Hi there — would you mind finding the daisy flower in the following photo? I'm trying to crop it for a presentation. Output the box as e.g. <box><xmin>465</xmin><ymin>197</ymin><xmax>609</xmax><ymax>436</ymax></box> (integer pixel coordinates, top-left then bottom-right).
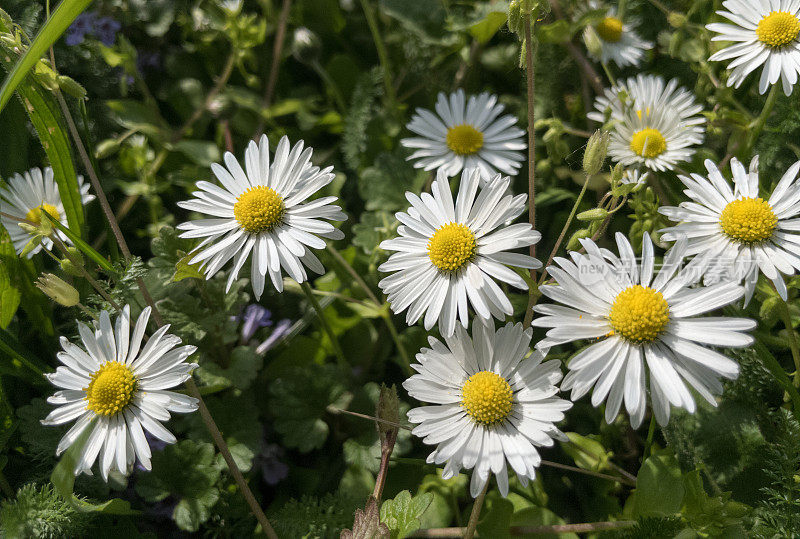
<box><xmin>660</xmin><ymin>156</ymin><xmax>800</xmax><ymax>303</ymax></box>
<box><xmin>177</xmin><ymin>135</ymin><xmax>346</xmax><ymax>299</ymax></box>
<box><xmin>0</xmin><ymin>166</ymin><xmax>94</xmax><ymax>257</ymax></box>
<box><xmin>532</xmin><ymin>233</ymin><xmax>755</xmax><ymax>427</ymax></box>
<box><xmin>583</xmin><ymin>2</ymin><xmax>653</xmax><ymax>68</ymax></box>
<box><xmin>42</xmin><ymin>306</ymin><xmax>199</xmax><ymax>479</ymax></box>
<box><xmin>378</xmin><ymin>169</ymin><xmax>541</xmax><ymax>337</ymax></box>
<box><xmin>587</xmin><ymin>74</ymin><xmax>705</xmax><ymax>172</ymax></box>
<box><xmin>707</xmin><ymin>1</ymin><xmax>800</xmax><ymax>95</ymax></box>
<box><xmin>400</xmin><ymin>89</ymin><xmax>526</xmax><ymax>183</ymax></box>
<box><xmin>621</xmin><ymin>169</ymin><xmax>649</xmax><ymax>187</ymax></box>
<box><xmin>404</xmin><ymin>318</ymin><xmax>571</xmax><ymax>497</ymax></box>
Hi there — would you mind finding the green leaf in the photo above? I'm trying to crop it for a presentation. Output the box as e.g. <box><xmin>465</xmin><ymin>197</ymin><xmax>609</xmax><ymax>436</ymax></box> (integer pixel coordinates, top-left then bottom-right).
<box><xmin>563</xmin><ymin>432</ymin><xmax>613</xmax><ymax>471</ymax></box>
<box><xmin>681</xmin><ymin>470</ymin><xmax>750</xmax><ymax>535</ymax></box>
<box><xmin>633</xmin><ymin>452</ymin><xmax>685</xmax><ymax>517</ymax></box>
<box><xmin>475</xmin><ymin>491</ymin><xmax>514</xmax><ymax>539</ymax></box>
<box><xmin>105</xmin><ymin>99</ymin><xmax>165</xmax><ymax>139</ymax></box>
<box><xmin>379</xmin><ymin>490</ymin><xmax>434</xmax><ymax>539</ymax></box>
<box><xmin>470</xmin><ymin>10</ymin><xmax>508</xmax><ymax>44</ymax></box>
<box><xmin>536</xmin><ymin>20</ymin><xmax>571</xmax><ymax>43</ymax></box>
<box><xmin>172</xmin><ymin>253</ymin><xmax>205</xmax><ymax>282</ymax></box>
<box><xmin>0</xmin><ymin>0</ymin><xmax>95</xmax><ymax>113</ymax></box>
<box><xmin>0</xmin><ymin>227</ymin><xmax>20</xmax><ymax>328</ymax></box>
<box><xmin>358</xmin><ymin>152</ymin><xmax>427</xmax><ymax>212</ymax></box>
<box><xmin>171</xmin><ymin>140</ymin><xmax>221</xmax><ymax>166</ymax></box>
<box><xmin>42</xmin><ymin>211</ymin><xmax>117</xmax><ymax>275</ymax></box>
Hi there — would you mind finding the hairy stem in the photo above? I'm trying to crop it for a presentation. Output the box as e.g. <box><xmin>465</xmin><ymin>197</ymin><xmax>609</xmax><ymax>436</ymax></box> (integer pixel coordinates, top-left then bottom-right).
<box><xmin>255</xmin><ymin>0</ymin><xmax>292</xmax><ymax>136</ymax></box>
<box><xmin>463</xmin><ymin>480</ymin><xmax>489</xmax><ymax>539</ymax></box>
<box><xmin>524</xmin><ymin>15</ymin><xmax>537</xmax><ymax>270</ymax></box>
<box><xmin>746</xmin><ymin>84</ymin><xmax>780</xmax><ymax>157</ymax></box>
<box><xmin>359</xmin><ymin>0</ymin><xmax>397</xmax><ymax>106</ymax></box>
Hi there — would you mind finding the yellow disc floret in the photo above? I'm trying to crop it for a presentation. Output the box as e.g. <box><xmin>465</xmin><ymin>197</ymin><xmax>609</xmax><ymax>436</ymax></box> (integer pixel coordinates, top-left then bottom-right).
<box><xmin>25</xmin><ymin>203</ymin><xmax>60</xmax><ymax>227</ymax></box>
<box><xmin>85</xmin><ymin>361</ymin><xmax>137</xmax><ymax>416</ymax></box>
<box><xmin>446</xmin><ymin>124</ymin><xmax>484</xmax><ymax>156</ymax></box>
<box><xmin>461</xmin><ymin>371</ymin><xmax>514</xmax><ymax>426</ymax></box>
<box><xmin>233</xmin><ymin>186</ymin><xmax>286</xmax><ymax>234</ymax></box>
<box><xmin>630</xmin><ymin>128</ymin><xmax>667</xmax><ymax>159</ymax></box>
<box><xmin>609</xmin><ymin>285</ymin><xmax>670</xmax><ymax>344</ymax></box>
<box><xmin>757</xmin><ymin>11</ymin><xmax>800</xmax><ymax>48</ymax></box>
<box><xmin>596</xmin><ymin>16</ymin><xmax>624</xmax><ymax>43</ymax></box>
<box><xmin>427</xmin><ymin>223</ymin><xmax>477</xmax><ymax>273</ymax></box>
<box><xmin>719</xmin><ymin>197</ymin><xmax>777</xmax><ymax>244</ymax></box>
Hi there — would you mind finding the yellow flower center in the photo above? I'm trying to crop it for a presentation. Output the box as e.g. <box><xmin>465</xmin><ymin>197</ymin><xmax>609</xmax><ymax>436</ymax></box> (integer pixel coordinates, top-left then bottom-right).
<box><xmin>25</xmin><ymin>203</ymin><xmax>60</xmax><ymax>227</ymax></box>
<box><xmin>719</xmin><ymin>197</ymin><xmax>777</xmax><ymax>244</ymax></box>
<box><xmin>446</xmin><ymin>124</ymin><xmax>484</xmax><ymax>156</ymax></box>
<box><xmin>609</xmin><ymin>285</ymin><xmax>670</xmax><ymax>344</ymax></box>
<box><xmin>461</xmin><ymin>371</ymin><xmax>514</xmax><ymax>426</ymax></box>
<box><xmin>233</xmin><ymin>186</ymin><xmax>286</xmax><ymax>234</ymax></box>
<box><xmin>630</xmin><ymin>128</ymin><xmax>667</xmax><ymax>159</ymax></box>
<box><xmin>427</xmin><ymin>223</ymin><xmax>477</xmax><ymax>273</ymax></box>
<box><xmin>596</xmin><ymin>16</ymin><xmax>624</xmax><ymax>43</ymax></box>
<box><xmin>84</xmin><ymin>362</ymin><xmax>137</xmax><ymax>416</ymax></box>
<box><xmin>756</xmin><ymin>11</ymin><xmax>800</xmax><ymax>48</ymax></box>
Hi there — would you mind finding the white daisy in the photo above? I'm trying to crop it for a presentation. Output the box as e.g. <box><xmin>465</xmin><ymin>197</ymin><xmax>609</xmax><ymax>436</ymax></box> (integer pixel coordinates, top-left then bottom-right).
<box><xmin>532</xmin><ymin>233</ymin><xmax>755</xmax><ymax>427</ymax></box>
<box><xmin>621</xmin><ymin>169</ymin><xmax>649</xmax><ymax>187</ymax></box>
<box><xmin>400</xmin><ymin>89</ymin><xmax>526</xmax><ymax>183</ymax></box>
<box><xmin>583</xmin><ymin>2</ymin><xmax>653</xmax><ymax>68</ymax></box>
<box><xmin>707</xmin><ymin>0</ymin><xmax>800</xmax><ymax>95</ymax></box>
<box><xmin>587</xmin><ymin>74</ymin><xmax>705</xmax><ymax>172</ymax></box>
<box><xmin>404</xmin><ymin>318</ymin><xmax>571</xmax><ymax>497</ymax></box>
<box><xmin>42</xmin><ymin>306</ymin><xmax>199</xmax><ymax>479</ymax></box>
<box><xmin>660</xmin><ymin>156</ymin><xmax>800</xmax><ymax>303</ymax></box>
<box><xmin>0</xmin><ymin>166</ymin><xmax>94</xmax><ymax>257</ymax></box>
<box><xmin>378</xmin><ymin>169</ymin><xmax>541</xmax><ymax>337</ymax></box>
<box><xmin>177</xmin><ymin>135</ymin><xmax>346</xmax><ymax>299</ymax></box>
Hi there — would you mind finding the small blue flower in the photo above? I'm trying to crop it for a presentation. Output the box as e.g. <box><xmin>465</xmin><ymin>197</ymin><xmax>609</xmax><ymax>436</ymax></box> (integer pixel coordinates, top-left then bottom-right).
<box><xmin>239</xmin><ymin>304</ymin><xmax>273</xmax><ymax>342</ymax></box>
<box><xmin>94</xmin><ymin>16</ymin><xmax>121</xmax><ymax>46</ymax></box>
<box><xmin>259</xmin><ymin>444</ymin><xmax>288</xmax><ymax>485</ymax></box>
<box><xmin>65</xmin><ymin>12</ymin><xmax>96</xmax><ymax>46</ymax></box>
<box><xmin>256</xmin><ymin>319</ymin><xmax>291</xmax><ymax>355</ymax></box>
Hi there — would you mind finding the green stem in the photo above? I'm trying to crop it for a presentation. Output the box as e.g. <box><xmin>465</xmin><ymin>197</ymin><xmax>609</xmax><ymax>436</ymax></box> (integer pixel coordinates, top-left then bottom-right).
<box><xmin>301</xmin><ymin>281</ymin><xmax>347</xmax><ymax>367</ymax></box>
<box><xmin>463</xmin><ymin>480</ymin><xmax>489</xmax><ymax>539</ymax></box>
<box><xmin>524</xmin><ymin>14</ymin><xmax>536</xmax><ymax>271</ymax></box>
<box><xmin>746</xmin><ymin>84</ymin><xmax>780</xmax><ymax>156</ymax></box>
<box><xmin>523</xmin><ymin>172</ymin><xmax>592</xmax><ymax>326</ymax></box>
<box><xmin>643</xmin><ymin>415</ymin><xmax>657</xmax><ymax>462</ymax></box>
<box><xmin>600</xmin><ymin>61</ymin><xmax>617</xmax><ymax>86</ymax></box>
<box><xmin>383</xmin><ymin>312</ymin><xmax>413</xmax><ymax>375</ymax></box>
<box><xmin>617</xmin><ymin>0</ymin><xmax>628</xmax><ymax>19</ymax></box>
<box><xmin>359</xmin><ymin>0</ymin><xmax>397</xmax><ymax>106</ymax></box>
<box><xmin>779</xmin><ymin>297</ymin><xmax>800</xmax><ymax>387</ymax></box>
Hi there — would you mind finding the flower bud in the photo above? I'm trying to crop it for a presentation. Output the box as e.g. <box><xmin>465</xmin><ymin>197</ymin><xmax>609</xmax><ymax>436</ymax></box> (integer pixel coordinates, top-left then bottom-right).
<box><xmin>583</xmin><ymin>28</ymin><xmax>603</xmax><ymax>59</ymax></box>
<box><xmin>583</xmin><ymin>130</ymin><xmax>610</xmax><ymax>176</ymax></box>
<box><xmin>36</xmin><ymin>274</ymin><xmax>80</xmax><ymax>307</ymax></box>
<box><xmin>60</xmin><ymin>247</ymin><xmax>85</xmax><ymax>277</ymax></box>
<box><xmin>57</xmin><ymin>75</ymin><xmax>87</xmax><ymax>99</ymax></box>
<box><xmin>667</xmin><ymin>12</ymin><xmax>687</xmax><ymax>28</ymax></box>
<box><xmin>20</xmin><ymin>236</ymin><xmax>42</xmax><ymax>257</ymax></box>
<box><xmin>567</xmin><ymin>228</ymin><xmax>592</xmax><ymax>251</ymax></box>
<box><xmin>376</xmin><ymin>384</ymin><xmax>400</xmax><ymax>443</ymax></box>
<box><xmin>291</xmin><ymin>27</ymin><xmax>321</xmax><ymax>66</ymax></box>
<box><xmin>577</xmin><ymin>208</ymin><xmax>609</xmax><ymax>222</ymax></box>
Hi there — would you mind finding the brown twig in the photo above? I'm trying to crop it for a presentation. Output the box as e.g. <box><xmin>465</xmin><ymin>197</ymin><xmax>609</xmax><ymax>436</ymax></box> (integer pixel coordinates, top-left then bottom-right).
<box><xmin>411</xmin><ymin>520</ymin><xmax>636</xmax><ymax>537</ymax></box>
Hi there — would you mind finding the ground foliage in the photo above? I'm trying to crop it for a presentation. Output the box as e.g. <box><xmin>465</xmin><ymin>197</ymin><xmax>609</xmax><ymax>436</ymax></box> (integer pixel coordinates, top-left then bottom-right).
<box><xmin>0</xmin><ymin>0</ymin><xmax>798</xmax><ymax>537</ymax></box>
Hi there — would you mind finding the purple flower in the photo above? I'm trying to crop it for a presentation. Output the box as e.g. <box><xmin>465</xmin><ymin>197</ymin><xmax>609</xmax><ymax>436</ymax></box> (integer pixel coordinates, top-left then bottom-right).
<box><xmin>256</xmin><ymin>319</ymin><xmax>291</xmax><ymax>355</ymax></box>
<box><xmin>94</xmin><ymin>17</ymin><xmax>121</xmax><ymax>46</ymax></box>
<box><xmin>65</xmin><ymin>12</ymin><xmax>96</xmax><ymax>46</ymax></box>
<box><xmin>259</xmin><ymin>444</ymin><xmax>288</xmax><ymax>486</ymax></box>
<box><xmin>239</xmin><ymin>304</ymin><xmax>273</xmax><ymax>342</ymax></box>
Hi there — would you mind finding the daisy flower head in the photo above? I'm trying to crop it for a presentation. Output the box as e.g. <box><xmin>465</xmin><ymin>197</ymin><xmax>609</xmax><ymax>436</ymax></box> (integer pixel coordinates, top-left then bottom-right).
<box><xmin>378</xmin><ymin>169</ymin><xmax>541</xmax><ymax>337</ymax></box>
<box><xmin>404</xmin><ymin>318</ymin><xmax>571</xmax><ymax>497</ymax></box>
<box><xmin>707</xmin><ymin>1</ymin><xmax>800</xmax><ymax>95</ymax></box>
<box><xmin>400</xmin><ymin>89</ymin><xmax>526</xmax><ymax>183</ymax></box>
<box><xmin>0</xmin><ymin>166</ymin><xmax>94</xmax><ymax>257</ymax></box>
<box><xmin>583</xmin><ymin>1</ymin><xmax>653</xmax><ymax>68</ymax></box>
<box><xmin>532</xmin><ymin>233</ymin><xmax>755</xmax><ymax>427</ymax></box>
<box><xmin>587</xmin><ymin>74</ymin><xmax>705</xmax><ymax>172</ymax></box>
<box><xmin>42</xmin><ymin>306</ymin><xmax>199</xmax><ymax>479</ymax></box>
<box><xmin>660</xmin><ymin>156</ymin><xmax>800</xmax><ymax>303</ymax></box>
<box><xmin>177</xmin><ymin>135</ymin><xmax>346</xmax><ymax>299</ymax></box>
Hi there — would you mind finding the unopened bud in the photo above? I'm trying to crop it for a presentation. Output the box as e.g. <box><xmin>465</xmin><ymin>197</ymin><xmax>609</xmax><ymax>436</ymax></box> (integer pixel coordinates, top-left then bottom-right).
<box><xmin>376</xmin><ymin>384</ymin><xmax>400</xmax><ymax>443</ymax></box>
<box><xmin>20</xmin><ymin>236</ymin><xmax>42</xmax><ymax>257</ymax></box>
<box><xmin>667</xmin><ymin>12</ymin><xmax>687</xmax><ymax>28</ymax></box>
<box><xmin>567</xmin><ymin>228</ymin><xmax>592</xmax><ymax>251</ymax></box>
<box><xmin>291</xmin><ymin>27</ymin><xmax>321</xmax><ymax>65</ymax></box>
<box><xmin>583</xmin><ymin>27</ymin><xmax>603</xmax><ymax>58</ymax></box>
<box><xmin>57</xmin><ymin>75</ymin><xmax>87</xmax><ymax>99</ymax></box>
<box><xmin>583</xmin><ymin>130</ymin><xmax>610</xmax><ymax>176</ymax></box>
<box><xmin>36</xmin><ymin>273</ymin><xmax>80</xmax><ymax>307</ymax></box>
<box><xmin>578</xmin><ymin>208</ymin><xmax>609</xmax><ymax>222</ymax></box>
<box><xmin>95</xmin><ymin>139</ymin><xmax>121</xmax><ymax>159</ymax></box>
<box><xmin>611</xmin><ymin>163</ymin><xmax>624</xmax><ymax>185</ymax></box>
<box><xmin>60</xmin><ymin>247</ymin><xmax>84</xmax><ymax>277</ymax></box>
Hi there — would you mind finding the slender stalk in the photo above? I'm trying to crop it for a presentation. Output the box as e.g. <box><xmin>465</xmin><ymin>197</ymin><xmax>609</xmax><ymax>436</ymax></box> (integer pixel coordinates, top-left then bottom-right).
<box><xmin>746</xmin><ymin>84</ymin><xmax>780</xmax><ymax>157</ymax></box>
<box><xmin>524</xmin><ymin>15</ymin><xmax>537</xmax><ymax>270</ymax></box>
<box><xmin>301</xmin><ymin>281</ymin><xmax>347</xmax><ymax>367</ymax></box>
<box><xmin>779</xmin><ymin>298</ymin><xmax>800</xmax><ymax>386</ymax></box>
<box><xmin>541</xmin><ymin>459</ymin><xmax>636</xmax><ymax>487</ymax></box>
<box><xmin>547</xmin><ymin>0</ymin><xmax>604</xmax><ymax>94</ymax></box>
<box><xmin>359</xmin><ymin>0</ymin><xmax>397</xmax><ymax>106</ymax></box>
<box><xmin>329</xmin><ymin>407</ymin><xmax>412</xmax><ymax>431</ymax></box>
<box><xmin>412</xmin><ymin>521</ymin><xmax>637</xmax><ymax>537</ymax></box>
<box><xmin>178</xmin><ymin>52</ymin><xmax>237</xmax><ymax>140</ymax></box>
<box><xmin>617</xmin><ymin>0</ymin><xmax>629</xmax><ymax>19</ymax></box>
<box><xmin>326</xmin><ymin>245</ymin><xmax>412</xmax><ymax>374</ymax></box>
<box><xmin>463</xmin><ymin>480</ymin><xmax>489</xmax><ymax>539</ymax></box>
<box><xmin>373</xmin><ymin>427</ymin><xmax>398</xmax><ymax>501</ymax></box>
<box><xmin>643</xmin><ymin>415</ymin><xmax>657</xmax><ymax>462</ymax></box>
<box><xmin>50</xmin><ymin>236</ymin><xmax>121</xmax><ymax>311</ymax></box>
<box><xmin>522</xmin><ymin>172</ymin><xmax>593</xmax><ymax>326</ymax></box>
<box><xmin>255</xmin><ymin>0</ymin><xmax>292</xmax><ymax>136</ymax></box>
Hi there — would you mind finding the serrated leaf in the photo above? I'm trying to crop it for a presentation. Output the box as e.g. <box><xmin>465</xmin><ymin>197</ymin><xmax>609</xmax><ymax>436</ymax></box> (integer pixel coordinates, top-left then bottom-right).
<box><xmin>380</xmin><ymin>490</ymin><xmax>433</xmax><ymax>539</ymax></box>
<box><xmin>172</xmin><ymin>253</ymin><xmax>205</xmax><ymax>282</ymax></box>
